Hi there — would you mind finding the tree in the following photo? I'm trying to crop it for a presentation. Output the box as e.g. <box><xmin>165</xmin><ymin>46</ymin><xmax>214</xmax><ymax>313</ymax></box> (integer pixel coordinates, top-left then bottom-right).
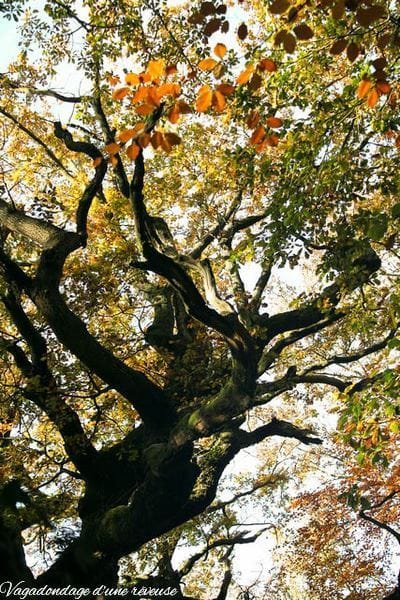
<box><xmin>0</xmin><ymin>0</ymin><xmax>399</xmax><ymax>594</ymax></box>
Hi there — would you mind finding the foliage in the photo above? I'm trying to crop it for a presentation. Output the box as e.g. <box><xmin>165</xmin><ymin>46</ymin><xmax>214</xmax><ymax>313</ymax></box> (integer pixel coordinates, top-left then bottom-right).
<box><xmin>0</xmin><ymin>0</ymin><xmax>400</xmax><ymax>597</ymax></box>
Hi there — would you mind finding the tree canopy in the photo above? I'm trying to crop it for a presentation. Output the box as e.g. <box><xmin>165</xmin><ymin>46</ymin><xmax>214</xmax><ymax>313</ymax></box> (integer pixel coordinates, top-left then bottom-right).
<box><xmin>0</xmin><ymin>0</ymin><xmax>399</xmax><ymax>597</ymax></box>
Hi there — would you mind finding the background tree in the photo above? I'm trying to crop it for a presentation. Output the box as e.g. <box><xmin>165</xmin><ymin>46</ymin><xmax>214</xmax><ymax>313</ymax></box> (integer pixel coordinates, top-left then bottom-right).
<box><xmin>0</xmin><ymin>0</ymin><xmax>399</xmax><ymax>595</ymax></box>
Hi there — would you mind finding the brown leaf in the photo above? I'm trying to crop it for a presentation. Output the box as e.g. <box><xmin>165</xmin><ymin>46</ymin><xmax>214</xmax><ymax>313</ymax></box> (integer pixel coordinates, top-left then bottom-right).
<box><xmin>164</xmin><ymin>132</ymin><xmax>182</xmax><ymax>146</ymax></box>
<box><xmin>249</xmin><ymin>73</ymin><xmax>263</xmax><ymax>91</ymax></box>
<box><xmin>376</xmin><ymin>81</ymin><xmax>391</xmax><ymax>95</ymax></box>
<box><xmin>238</xmin><ymin>22</ymin><xmax>248</xmax><ymax>40</ymax></box>
<box><xmin>283</xmin><ymin>32</ymin><xmax>297</xmax><ymax>54</ymax></box>
<box><xmin>293</xmin><ymin>23</ymin><xmax>314</xmax><ymax>40</ymax></box>
<box><xmin>247</xmin><ymin>110</ymin><xmax>260</xmax><ymax>129</ymax></box>
<box><xmin>204</xmin><ymin>18</ymin><xmax>221</xmax><ymax>36</ymax></box>
<box><xmin>346</xmin><ymin>42</ymin><xmax>360</xmax><ymax>63</ymax></box>
<box><xmin>212</xmin><ymin>90</ymin><xmax>226</xmax><ymax>112</ymax></box>
<box><xmin>331</xmin><ymin>0</ymin><xmax>345</xmax><ymax>19</ymax></box>
<box><xmin>356</xmin><ymin>5</ymin><xmax>386</xmax><ymax>27</ymax></box>
<box><xmin>269</xmin><ymin>0</ymin><xmax>291</xmax><ymax>14</ymax></box>
<box><xmin>126</xmin><ymin>143</ymin><xmax>140</xmax><ymax>161</ymax></box>
<box><xmin>250</xmin><ymin>126</ymin><xmax>266</xmax><ymax>145</ymax></box>
<box><xmin>151</xmin><ymin>131</ymin><xmax>164</xmax><ymax>150</ymax></box>
<box><xmin>258</xmin><ymin>58</ymin><xmax>277</xmax><ymax>72</ymax></box>
<box><xmin>200</xmin><ymin>1</ymin><xmax>216</xmax><ymax>16</ymax></box>
<box><xmin>266</xmin><ymin>116</ymin><xmax>283</xmax><ymax>128</ymax></box>
<box><xmin>217</xmin><ymin>83</ymin><xmax>235</xmax><ymax>95</ymax></box>
<box><xmin>329</xmin><ymin>39</ymin><xmax>347</xmax><ymax>55</ymax></box>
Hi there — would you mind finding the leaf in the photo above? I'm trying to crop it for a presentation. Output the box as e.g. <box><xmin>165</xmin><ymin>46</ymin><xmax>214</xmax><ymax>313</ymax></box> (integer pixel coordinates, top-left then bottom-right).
<box><xmin>138</xmin><ymin>133</ymin><xmax>151</xmax><ymax>148</ymax></box>
<box><xmin>258</xmin><ymin>58</ymin><xmax>277</xmax><ymax>72</ymax></box>
<box><xmin>200</xmin><ymin>1</ymin><xmax>215</xmax><ymax>16</ymax></box>
<box><xmin>356</xmin><ymin>5</ymin><xmax>386</xmax><ymax>27</ymax></box>
<box><xmin>125</xmin><ymin>72</ymin><xmax>140</xmax><ymax>86</ymax></box>
<box><xmin>269</xmin><ymin>0</ymin><xmax>290</xmax><ymax>14</ymax></box>
<box><xmin>212</xmin><ymin>90</ymin><xmax>226</xmax><ymax>112</ymax></box>
<box><xmin>217</xmin><ymin>83</ymin><xmax>235</xmax><ymax>96</ymax></box>
<box><xmin>330</xmin><ymin>39</ymin><xmax>347</xmax><ymax>55</ymax></box>
<box><xmin>238</xmin><ymin>23</ymin><xmax>248</xmax><ymax>40</ymax></box>
<box><xmin>293</xmin><ymin>23</ymin><xmax>313</xmax><ymax>40</ymax></box>
<box><xmin>93</xmin><ymin>157</ymin><xmax>103</xmax><ymax>168</ymax></box>
<box><xmin>132</xmin><ymin>87</ymin><xmax>149</xmax><ymax>104</ymax></box>
<box><xmin>376</xmin><ymin>81</ymin><xmax>391</xmax><ymax>95</ymax></box>
<box><xmin>265</xmin><ymin>134</ymin><xmax>279</xmax><ymax>147</ymax></box>
<box><xmin>266</xmin><ymin>116</ymin><xmax>283</xmax><ymax>128</ymax></box>
<box><xmin>283</xmin><ymin>32</ymin><xmax>296</xmax><ymax>54</ymax></box>
<box><xmin>151</xmin><ymin>131</ymin><xmax>164</xmax><ymax>150</ymax></box>
<box><xmin>146</xmin><ymin>59</ymin><xmax>165</xmax><ymax>81</ymax></box>
<box><xmin>248</xmin><ymin>73</ymin><xmax>262</xmax><ymax>91</ymax></box>
<box><xmin>196</xmin><ymin>85</ymin><xmax>213</xmax><ymax>112</ymax></box>
<box><xmin>117</xmin><ymin>128</ymin><xmax>138</xmax><ymax>143</ymax></box>
<box><xmin>237</xmin><ymin>65</ymin><xmax>255</xmax><ymax>85</ymax></box>
<box><xmin>112</xmin><ymin>86</ymin><xmax>131</xmax><ymax>101</ymax></box>
<box><xmin>164</xmin><ymin>132</ymin><xmax>181</xmax><ymax>146</ymax></box>
<box><xmin>250</xmin><ymin>126</ymin><xmax>266</xmax><ymax>145</ymax></box>
<box><xmin>204</xmin><ymin>18</ymin><xmax>221</xmax><ymax>36</ymax></box>
<box><xmin>168</xmin><ymin>104</ymin><xmax>181</xmax><ymax>124</ymax></box>
<box><xmin>177</xmin><ymin>100</ymin><xmax>192</xmax><ymax>114</ymax></box>
<box><xmin>367</xmin><ymin>88</ymin><xmax>379</xmax><ymax>108</ymax></box>
<box><xmin>105</xmin><ymin>142</ymin><xmax>120</xmax><ymax>155</ymax></box>
<box><xmin>135</xmin><ymin>104</ymin><xmax>156</xmax><ymax>116</ymax></box>
<box><xmin>247</xmin><ymin>110</ymin><xmax>260</xmax><ymax>129</ymax></box>
<box><xmin>109</xmin><ymin>155</ymin><xmax>118</xmax><ymax>168</ymax></box>
<box><xmin>357</xmin><ymin>79</ymin><xmax>372</xmax><ymax>99</ymax></box>
<box><xmin>214</xmin><ymin>43</ymin><xmax>227</xmax><ymax>58</ymax></box>
<box><xmin>346</xmin><ymin>42</ymin><xmax>360</xmax><ymax>63</ymax></box>
<box><xmin>126</xmin><ymin>143</ymin><xmax>140</xmax><ymax>160</ymax></box>
<box><xmin>331</xmin><ymin>0</ymin><xmax>345</xmax><ymax>19</ymax></box>
<box><xmin>198</xmin><ymin>57</ymin><xmax>219</xmax><ymax>71</ymax></box>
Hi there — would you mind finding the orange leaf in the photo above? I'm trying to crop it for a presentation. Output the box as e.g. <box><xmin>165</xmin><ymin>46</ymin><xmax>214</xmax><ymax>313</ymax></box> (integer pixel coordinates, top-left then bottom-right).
<box><xmin>118</xmin><ymin>128</ymin><xmax>139</xmax><ymax>143</ymax></box>
<box><xmin>112</xmin><ymin>86</ymin><xmax>131</xmax><ymax>101</ymax></box>
<box><xmin>93</xmin><ymin>157</ymin><xmax>103</xmax><ymax>168</ymax></box>
<box><xmin>247</xmin><ymin>110</ymin><xmax>260</xmax><ymax>129</ymax></box>
<box><xmin>138</xmin><ymin>133</ymin><xmax>151</xmax><ymax>148</ymax></box>
<box><xmin>214</xmin><ymin>43</ymin><xmax>227</xmax><ymax>58</ymax></box>
<box><xmin>166</xmin><ymin>64</ymin><xmax>178</xmax><ymax>76</ymax></box>
<box><xmin>132</xmin><ymin>87</ymin><xmax>149</xmax><ymax>104</ymax></box>
<box><xmin>157</xmin><ymin>83</ymin><xmax>175</xmax><ymax>98</ymax></box>
<box><xmin>357</xmin><ymin>79</ymin><xmax>373</xmax><ymax>99</ymax></box>
<box><xmin>258</xmin><ymin>58</ymin><xmax>277</xmax><ymax>72</ymax></box>
<box><xmin>105</xmin><ymin>142</ymin><xmax>120</xmax><ymax>155</ymax></box>
<box><xmin>109</xmin><ymin>155</ymin><xmax>118</xmax><ymax>168</ymax></box>
<box><xmin>135</xmin><ymin>104</ymin><xmax>156</xmax><ymax>116</ymax></box>
<box><xmin>265</xmin><ymin>134</ymin><xmax>279</xmax><ymax>147</ymax></box>
<box><xmin>139</xmin><ymin>72</ymin><xmax>151</xmax><ymax>84</ymax></box>
<box><xmin>196</xmin><ymin>85</ymin><xmax>213</xmax><ymax>112</ymax></box>
<box><xmin>198</xmin><ymin>57</ymin><xmax>219</xmax><ymax>71</ymax></box>
<box><xmin>367</xmin><ymin>87</ymin><xmax>379</xmax><ymax>108</ymax></box>
<box><xmin>147</xmin><ymin>86</ymin><xmax>160</xmax><ymax>106</ymax></box>
<box><xmin>171</xmin><ymin>83</ymin><xmax>182</xmax><ymax>97</ymax></box>
<box><xmin>126</xmin><ymin>143</ymin><xmax>140</xmax><ymax>160</ymax></box>
<box><xmin>146</xmin><ymin>59</ymin><xmax>165</xmax><ymax>81</ymax></box>
<box><xmin>125</xmin><ymin>72</ymin><xmax>140</xmax><ymax>85</ymax></box>
<box><xmin>250</xmin><ymin>126</ymin><xmax>266</xmax><ymax>145</ymax></box>
<box><xmin>108</xmin><ymin>74</ymin><xmax>120</xmax><ymax>86</ymax></box>
<box><xmin>266</xmin><ymin>116</ymin><xmax>283</xmax><ymax>128</ymax></box>
<box><xmin>237</xmin><ymin>65</ymin><xmax>255</xmax><ymax>85</ymax></box>
<box><xmin>212</xmin><ymin>90</ymin><xmax>226</xmax><ymax>112</ymax></box>
<box><xmin>217</xmin><ymin>83</ymin><xmax>235</xmax><ymax>96</ymax></box>
<box><xmin>168</xmin><ymin>103</ymin><xmax>181</xmax><ymax>124</ymax></box>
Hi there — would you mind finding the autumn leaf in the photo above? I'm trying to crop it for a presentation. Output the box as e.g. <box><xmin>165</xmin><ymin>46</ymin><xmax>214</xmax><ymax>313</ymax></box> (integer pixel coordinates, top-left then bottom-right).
<box><xmin>330</xmin><ymin>39</ymin><xmax>347</xmax><ymax>55</ymax></box>
<box><xmin>198</xmin><ymin>58</ymin><xmax>219</xmax><ymax>71</ymax></box>
<box><xmin>214</xmin><ymin>43</ymin><xmax>227</xmax><ymax>58</ymax></box>
<box><xmin>250</xmin><ymin>126</ymin><xmax>266</xmax><ymax>145</ymax></box>
<box><xmin>217</xmin><ymin>83</ymin><xmax>235</xmax><ymax>96</ymax></box>
<box><xmin>356</xmin><ymin>5</ymin><xmax>386</xmax><ymax>27</ymax></box>
<box><xmin>247</xmin><ymin>110</ymin><xmax>260</xmax><ymax>129</ymax></box>
<box><xmin>212</xmin><ymin>90</ymin><xmax>226</xmax><ymax>112</ymax></box>
<box><xmin>294</xmin><ymin>23</ymin><xmax>313</xmax><ymax>40</ymax></box>
<box><xmin>269</xmin><ymin>0</ymin><xmax>291</xmax><ymax>14</ymax></box>
<box><xmin>258</xmin><ymin>58</ymin><xmax>277</xmax><ymax>72</ymax></box>
<box><xmin>357</xmin><ymin>79</ymin><xmax>373</xmax><ymax>99</ymax></box>
<box><xmin>266</xmin><ymin>116</ymin><xmax>283</xmax><ymax>128</ymax></box>
<box><xmin>168</xmin><ymin>103</ymin><xmax>180</xmax><ymax>124</ymax></box>
<box><xmin>132</xmin><ymin>87</ymin><xmax>149</xmax><ymax>104</ymax></box>
<box><xmin>376</xmin><ymin>81</ymin><xmax>391</xmax><ymax>95</ymax></box>
<box><xmin>151</xmin><ymin>131</ymin><xmax>164</xmax><ymax>150</ymax></box>
<box><xmin>237</xmin><ymin>23</ymin><xmax>248</xmax><ymax>40</ymax></box>
<box><xmin>146</xmin><ymin>59</ymin><xmax>165</xmax><ymax>81</ymax></box>
<box><xmin>196</xmin><ymin>85</ymin><xmax>213</xmax><ymax>112</ymax></box>
<box><xmin>177</xmin><ymin>100</ymin><xmax>192</xmax><ymax>114</ymax></box>
<box><xmin>105</xmin><ymin>142</ymin><xmax>120</xmax><ymax>155</ymax></box>
<box><xmin>135</xmin><ymin>104</ymin><xmax>155</xmax><ymax>116</ymax></box>
<box><xmin>112</xmin><ymin>86</ymin><xmax>131</xmax><ymax>101</ymax></box>
<box><xmin>93</xmin><ymin>157</ymin><xmax>103</xmax><ymax>168</ymax></box>
<box><xmin>126</xmin><ymin>143</ymin><xmax>140</xmax><ymax>160</ymax></box>
<box><xmin>237</xmin><ymin>65</ymin><xmax>255</xmax><ymax>85</ymax></box>
<box><xmin>367</xmin><ymin>88</ymin><xmax>379</xmax><ymax>108</ymax></box>
<box><xmin>117</xmin><ymin>129</ymin><xmax>138</xmax><ymax>143</ymax></box>
<box><xmin>125</xmin><ymin>72</ymin><xmax>140</xmax><ymax>86</ymax></box>
<box><xmin>164</xmin><ymin>132</ymin><xmax>181</xmax><ymax>146</ymax></box>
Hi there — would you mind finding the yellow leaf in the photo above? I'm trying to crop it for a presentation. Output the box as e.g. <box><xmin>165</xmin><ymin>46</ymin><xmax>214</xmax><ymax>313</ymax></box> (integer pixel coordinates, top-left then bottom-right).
<box><xmin>125</xmin><ymin>72</ymin><xmax>140</xmax><ymax>85</ymax></box>
<box><xmin>196</xmin><ymin>85</ymin><xmax>213</xmax><ymax>112</ymax></box>
<box><xmin>105</xmin><ymin>142</ymin><xmax>120</xmax><ymax>155</ymax></box>
<box><xmin>212</xmin><ymin>90</ymin><xmax>226</xmax><ymax>112</ymax></box>
<box><xmin>214</xmin><ymin>43</ymin><xmax>227</xmax><ymax>59</ymax></box>
<box><xmin>198</xmin><ymin>58</ymin><xmax>219</xmax><ymax>71</ymax></box>
<box><xmin>146</xmin><ymin>59</ymin><xmax>165</xmax><ymax>81</ymax></box>
<box><xmin>135</xmin><ymin>104</ymin><xmax>156</xmax><ymax>116</ymax></box>
<box><xmin>236</xmin><ymin>65</ymin><xmax>255</xmax><ymax>85</ymax></box>
<box><xmin>112</xmin><ymin>86</ymin><xmax>131</xmax><ymax>101</ymax></box>
<box><xmin>126</xmin><ymin>143</ymin><xmax>140</xmax><ymax>160</ymax></box>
